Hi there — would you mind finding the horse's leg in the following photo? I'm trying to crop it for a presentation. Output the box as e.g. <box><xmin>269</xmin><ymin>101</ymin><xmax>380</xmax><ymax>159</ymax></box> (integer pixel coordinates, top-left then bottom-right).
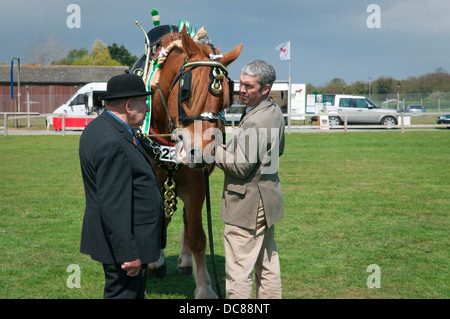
<box><xmin>181</xmin><ymin>175</ymin><xmax>217</xmax><ymax>299</ymax></box>
<box><xmin>188</xmin><ymin>209</ymin><xmax>217</xmax><ymax>299</ymax></box>
<box><xmin>147</xmin><ymin>250</ymin><xmax>166</xmax><ymax>278</ymax></box>
<box><xmin>177</xmin><ymin>208</ymin><xmax>193</xmax><ymax>275</ymax></box>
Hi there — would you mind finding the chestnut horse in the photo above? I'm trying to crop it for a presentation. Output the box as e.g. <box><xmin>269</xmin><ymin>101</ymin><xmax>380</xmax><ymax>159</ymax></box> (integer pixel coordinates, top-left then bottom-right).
<box><xmin>133</xmin><ymin>26</ymin><xmax>243</xmax><ymax>298</ymax></box>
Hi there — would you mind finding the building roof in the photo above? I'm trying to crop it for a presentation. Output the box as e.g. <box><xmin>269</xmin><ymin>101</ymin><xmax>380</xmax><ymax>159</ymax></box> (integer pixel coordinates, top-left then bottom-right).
<box><xmin>0</xmin><ymin>65</ymin><xmax>129</xmax><ymax>85</ymax></box>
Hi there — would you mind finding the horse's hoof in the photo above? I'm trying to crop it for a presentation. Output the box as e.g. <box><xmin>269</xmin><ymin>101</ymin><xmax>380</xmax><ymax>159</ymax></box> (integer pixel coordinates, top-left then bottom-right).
<box><xmin>195</xmin><ymin>286</ymin><xmax>218</xmax><ymax>299</ymax></box>
<box><xmin>178</xmin><ymin>267</ymin><xmax>193</xmax><ymax>276</ymax></box>
<box><xmin>147</xmin><ymin>263</ymin><xmax>167</xmax><ymax>278</ymax></box>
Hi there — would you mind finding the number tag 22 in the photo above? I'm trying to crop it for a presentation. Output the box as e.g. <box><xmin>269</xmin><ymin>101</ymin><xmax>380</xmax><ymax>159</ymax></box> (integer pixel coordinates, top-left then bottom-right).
<box><xmin>159</xmin><ymin>145</ymin><xmax>179</xmax><ymax>163</ymax></box>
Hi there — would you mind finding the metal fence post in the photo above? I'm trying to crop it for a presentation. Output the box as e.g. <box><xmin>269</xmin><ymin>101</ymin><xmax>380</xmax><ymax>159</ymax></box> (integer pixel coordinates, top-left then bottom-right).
<box><xmin>288</xmin><ymin>114</ymin><xmax>291</xmax><ymax>135</ymax></box>
<box><xmin>27</xmin><ymin>86</ymin><xmax>31</xmax><ymax>128</ymax></box>
<box><xmin>344</xmin><ymin>114</ymin><xmax>348</xmax><ymax>133</ymax></box>
<box><xmin>4</xmin><ymin>113</ymin><xmax>8</xmax><ymax>137</ymax></box>
<box><xmin>401</xmin><ymin>112</ymin><xmax>405</xmax><ymax>133</ymax></box>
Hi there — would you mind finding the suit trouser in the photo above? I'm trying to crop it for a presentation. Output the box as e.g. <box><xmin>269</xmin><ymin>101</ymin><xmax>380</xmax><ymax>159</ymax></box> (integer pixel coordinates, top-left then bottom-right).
<box><xmin>102</xmin><ymin>263</ymin><xmax>148</xmax><ymax>299</ymax></box>
<box><xmin>224</xmin><ymin>199</ymin><xmax>282</xmax><ymax>299</ymax></box>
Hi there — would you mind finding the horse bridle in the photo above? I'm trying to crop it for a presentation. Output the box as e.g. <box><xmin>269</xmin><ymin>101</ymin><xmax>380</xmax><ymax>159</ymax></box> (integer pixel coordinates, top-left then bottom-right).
<box><xmin>161</xmin><ymin>56</ymin><xmax>233</xmax><ymax>130</ymax></box>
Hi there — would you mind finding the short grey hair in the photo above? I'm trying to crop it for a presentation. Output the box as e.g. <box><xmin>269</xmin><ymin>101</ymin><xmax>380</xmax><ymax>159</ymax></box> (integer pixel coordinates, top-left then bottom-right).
<box><xmin>241</xmin><ymin>60</ymin><xmax>276</xmax><ymax>90</ymax></box>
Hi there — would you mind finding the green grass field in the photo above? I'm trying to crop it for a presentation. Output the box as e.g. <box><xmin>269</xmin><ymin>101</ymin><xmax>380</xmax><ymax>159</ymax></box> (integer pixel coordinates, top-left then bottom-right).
<box><xmin>0</xmin><ymin>131</ymin><xmax>448</xmax><ymax>299</ymax></box>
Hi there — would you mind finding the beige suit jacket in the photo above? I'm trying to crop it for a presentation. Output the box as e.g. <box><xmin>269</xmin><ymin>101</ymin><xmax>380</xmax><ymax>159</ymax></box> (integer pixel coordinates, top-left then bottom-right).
<box><xmin>215</xmin><ymin>100</ymin><xmax>285</xmax><ymax>229</ymax></box>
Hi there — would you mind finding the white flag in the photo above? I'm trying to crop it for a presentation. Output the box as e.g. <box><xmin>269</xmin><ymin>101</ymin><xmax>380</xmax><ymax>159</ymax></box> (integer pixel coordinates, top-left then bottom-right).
<box><xmin>275</xmin><ymin>41</ymin><xmax>290</xmax><ymax>60</ymax></box>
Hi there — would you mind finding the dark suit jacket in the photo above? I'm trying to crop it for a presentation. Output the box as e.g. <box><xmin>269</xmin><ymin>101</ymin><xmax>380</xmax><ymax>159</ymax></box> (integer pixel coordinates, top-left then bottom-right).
<box><xmin>79</xmin><ymin>111</ymin><xmax>165</xmax><ymax>265</ymax></box>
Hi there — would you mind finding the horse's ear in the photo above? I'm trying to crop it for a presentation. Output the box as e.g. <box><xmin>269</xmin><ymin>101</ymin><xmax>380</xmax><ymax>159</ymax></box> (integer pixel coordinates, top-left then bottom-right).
<box><xmin>221</xmin><ymin>44</ymin><xmax>244</xmax><ymax>67</ymax></box>
<box><xmin>181</xmin><ymin>27</ymin><xmax>200</xmax><ymax>59</ymax></box>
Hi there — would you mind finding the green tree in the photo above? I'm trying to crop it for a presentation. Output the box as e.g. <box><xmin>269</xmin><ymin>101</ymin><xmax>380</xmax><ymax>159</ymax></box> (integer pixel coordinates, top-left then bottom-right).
<box><xmin>108</xmin><ymin>43</ymin><xmax>138</xmax><ymax>68</ymax></box>
<box><xmin>374</xmin><ymin>77</ymin><xmax>395</xmax><ymax>94</ymax></box>
<box><xmin>52</xmin><ymin>48</ymin><xmax>89</xmax><ymax>65</ymax></box>
<box><xmin>348</xmin><ymin>81</ymin><xmax>368</xmax><ymax>95</ymax></box>
<box><xmin>323</xmin><ymin>78</ymin><xmax>347</xmax><ymax>94</ymax></box>
<box><xmin>53</xmin><ymin>39</ymin><xmax>122</xmax><ymax>66</ymax></box>
<box><xmin>91</xmin><ymin>39</ymin><xmax>121</xmax><ymax>65</ymax></box>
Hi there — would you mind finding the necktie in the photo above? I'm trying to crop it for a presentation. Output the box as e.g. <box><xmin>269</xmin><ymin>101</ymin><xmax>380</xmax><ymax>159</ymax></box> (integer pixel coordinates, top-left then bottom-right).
<box><xmin>239</xmin><ymin>107</ymin><xmax>248</xmax><ymax>124</ymax></box>
<box><xmin>132</xmin><ymin>130</ymin><xmax>141</xmax><ymax>147</ymax></box>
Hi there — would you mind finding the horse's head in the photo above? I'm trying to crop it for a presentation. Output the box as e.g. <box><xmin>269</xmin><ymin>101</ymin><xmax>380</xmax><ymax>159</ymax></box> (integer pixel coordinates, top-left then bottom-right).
<box><xmin>171</xmin><ymin>28</ymin><xmax>243</xmax><ymax>169</ymax></box>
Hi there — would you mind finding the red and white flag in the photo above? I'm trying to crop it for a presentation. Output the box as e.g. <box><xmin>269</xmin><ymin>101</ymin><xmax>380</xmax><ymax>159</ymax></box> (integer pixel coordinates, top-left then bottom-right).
<box><xmin>275</xmin><ymin>41</ymin><xmax>290</xmax><ymax>61</ymax></box>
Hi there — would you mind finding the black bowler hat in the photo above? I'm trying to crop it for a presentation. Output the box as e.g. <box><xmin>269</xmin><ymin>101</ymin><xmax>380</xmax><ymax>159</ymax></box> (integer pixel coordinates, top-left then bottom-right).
<box><xmin>99</xmin><ymin>73</ymin><xmax>154</xmax><ymax>101</ymax></box>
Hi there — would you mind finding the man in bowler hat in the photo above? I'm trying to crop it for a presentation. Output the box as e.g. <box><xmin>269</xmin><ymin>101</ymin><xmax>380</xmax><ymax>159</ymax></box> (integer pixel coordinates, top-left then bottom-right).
<box><xmin>79</xmin><ymin>73</ymin><xmax>166</xmax><ymax>298</ymax></box>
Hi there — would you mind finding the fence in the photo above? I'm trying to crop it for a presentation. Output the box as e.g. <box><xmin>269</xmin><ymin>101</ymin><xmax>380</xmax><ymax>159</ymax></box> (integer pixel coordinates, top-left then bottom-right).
<box><xmin>0</xmin><ymin>113</ymin><xmax>94</xmax><ymax>136</ymax></box>
<box><xmin>0</xmin><ymin>88</ymin><xmax>80</xmax><ymax>114</ymax></box>
<box><xmin>368</xmin><ymin>92</ymin><xmax>450</xmax><ymax>112</ymax></box>
<box><xmin>2</xmin><ymin>112</ymin><xmax>450</xmax><ymax>137</ymax></box>
<box><xmin>228</xmin><ymin>112</ymin><xmax>450</xmax><ymax>134</ymax></box>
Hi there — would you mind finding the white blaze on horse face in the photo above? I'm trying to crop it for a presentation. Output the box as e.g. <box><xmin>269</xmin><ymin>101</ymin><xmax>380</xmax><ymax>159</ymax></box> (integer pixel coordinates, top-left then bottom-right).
<box><xmin>192</xmin><ymin>120</ymin><xmax>205</xmax><ymax>165</ymax></box>
<box><xmin>176</xmin><ymin>122</ymin><xmax>204</xmax><ymax>167</ymax></box>
<box><xmin>176</xmin><ymin>127</ymin><xmax>192</xmax><ymax>165</ymax></box>
<box><xmin>177</xmin><ymin>121</ymin><xmax>223</xmax><ymax>167</ymax></box>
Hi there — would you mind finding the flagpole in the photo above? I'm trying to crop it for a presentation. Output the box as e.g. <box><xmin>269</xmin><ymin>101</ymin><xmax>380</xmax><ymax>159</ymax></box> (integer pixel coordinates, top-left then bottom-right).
<box><xmin>288</xmin><ymin>59</ymin><xmax>291</xmax><ymax>132</ymax></box>
<box><xmin>275</xmin><ymin>41</ymin><xmax>291</xmax><ymax>132</ymax></box>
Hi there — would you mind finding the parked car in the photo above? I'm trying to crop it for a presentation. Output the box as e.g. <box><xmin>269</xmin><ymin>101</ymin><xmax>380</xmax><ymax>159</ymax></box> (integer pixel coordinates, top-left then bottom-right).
<box><xmin>436</xmin><ymin>114</ymin><xmax>450</xmax><ymax>127</ymax></box>
<box><xmin>311</xmin><ymin>94</ymin><xmax>399</xmax><ymax>126</ymax></box>
<box><xmin>405</xmin><ymin>104</ymin><xmax>425</xmax><ymax>115</ymax></box>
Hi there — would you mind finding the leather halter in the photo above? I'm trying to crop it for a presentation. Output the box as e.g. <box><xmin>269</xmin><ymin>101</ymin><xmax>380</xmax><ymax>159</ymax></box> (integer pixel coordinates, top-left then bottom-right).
<box><xmin>170</xmin><ymin>59</ymin><xmax>231</xmax><ymax>127</ymax></box>
<box><xmin>137</xmin><ymin>50</ymin><xmax>230</xmax><ymax>162</ymax></box>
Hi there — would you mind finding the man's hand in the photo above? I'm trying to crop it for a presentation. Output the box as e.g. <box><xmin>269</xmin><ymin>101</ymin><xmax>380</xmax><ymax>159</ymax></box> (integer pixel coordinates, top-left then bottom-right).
<box><xmin>121</xmin><ymin>259</ymin><xmax>141</xmax><ymax>277</ymax></box>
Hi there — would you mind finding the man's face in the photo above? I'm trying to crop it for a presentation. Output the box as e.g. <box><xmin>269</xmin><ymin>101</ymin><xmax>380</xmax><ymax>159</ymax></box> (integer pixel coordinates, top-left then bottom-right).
<box><xmin>239</xmin><ymin>73</ymin><xmax>270</xmax><ymax>107</ymax></box>
<box><xmin>127</xmin><ymin>96</ymin><xmax>150</xmax><ymax>128</ymax></box>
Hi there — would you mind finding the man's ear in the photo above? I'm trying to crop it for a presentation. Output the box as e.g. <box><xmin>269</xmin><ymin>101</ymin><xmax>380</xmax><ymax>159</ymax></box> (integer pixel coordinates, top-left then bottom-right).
<box><xmin>124</xmin><ymin>98</ymin><xmax>133</xmax><ymax>114</ymax></box>
<box><xmin>261</xmin><ymin>84</ymin><xmax>271</xmax><ymax>96</ymax></box>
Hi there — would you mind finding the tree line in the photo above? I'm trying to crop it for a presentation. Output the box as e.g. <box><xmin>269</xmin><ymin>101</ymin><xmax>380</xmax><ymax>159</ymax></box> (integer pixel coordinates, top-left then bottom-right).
<box><xmin>307</xmin><ymin>68</ymin><xmax>450</xmax><ymax>96</ymax></box>
<box><xmin>51</xmin><ymin>40</ymin><xmax>138</xmax><ymax>67</ymax></box>
<box><xmin>24</xmin><ymin>36</ymin><xmax>138</xmax><ymax>68</ymax></box>
<box><xmin>23</xmin><ymin>36</ymin><xmax>450</xmax><ymax>97</ymax></box>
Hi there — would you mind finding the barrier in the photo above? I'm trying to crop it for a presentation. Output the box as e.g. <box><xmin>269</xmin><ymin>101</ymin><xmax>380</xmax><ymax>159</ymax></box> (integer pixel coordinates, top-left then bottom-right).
<box><xmin>282</xmin><ymin>112</ymin><xmax>450</xmax><ymax>133</ymax></box>
<box><xmin>1</xmin><ymin>113</ymin><xmax>96</xmax><ymax>136</ymax></box>
<box><xmin>52</xmin><ymin>116</ymin><xmax>95</xmax><ymax>130</ymax></box>
<box><xmin>1</xmin><ymin>112</ymin><xmax>40</xmax><ymax>136</ymax></box>
<box><xmin>2</xmin><ymin>112</ymin><xmax>450</xmax><ymax>137</ymax></box>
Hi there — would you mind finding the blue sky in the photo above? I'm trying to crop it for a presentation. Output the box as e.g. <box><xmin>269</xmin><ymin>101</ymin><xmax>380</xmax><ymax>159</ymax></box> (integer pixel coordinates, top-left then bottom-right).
<box><xmin>1</xmin><ymin>0</ymin><xmax>449</xmax><ymax>85</ymax></box>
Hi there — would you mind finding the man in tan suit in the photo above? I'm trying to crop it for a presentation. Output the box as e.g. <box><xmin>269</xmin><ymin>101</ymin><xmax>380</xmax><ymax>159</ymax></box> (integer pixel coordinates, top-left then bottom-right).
<box><xmin>215</xmin><ymin>60</ymin><xmax>285</xmax><ymax>298</ymax></box>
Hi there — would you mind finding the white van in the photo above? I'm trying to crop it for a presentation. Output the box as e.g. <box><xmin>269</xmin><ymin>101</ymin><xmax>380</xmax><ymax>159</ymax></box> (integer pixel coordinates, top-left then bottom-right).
<box><xmin>47</xmin><ymin>82</ymin><xmax>106</xmax><ymax>129</ymax></box>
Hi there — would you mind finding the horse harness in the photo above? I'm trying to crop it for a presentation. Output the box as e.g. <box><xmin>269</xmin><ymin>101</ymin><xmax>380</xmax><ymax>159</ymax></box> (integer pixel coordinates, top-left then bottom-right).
<box><xmin>137</xmin><ymin>45</ymin><xmax>232</xmax><ymax>218</ymax></box>
<box><xmin>159</xmin><ymin>54</ymin><xmax>233</xmax><ymax>130</ymax></box>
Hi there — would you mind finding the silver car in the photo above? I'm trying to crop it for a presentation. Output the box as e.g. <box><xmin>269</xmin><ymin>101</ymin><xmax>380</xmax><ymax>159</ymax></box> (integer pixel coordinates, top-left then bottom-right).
<box><xmin>326</xmin><ymin>95</ymin><xmax>399</xmax><ymax>126</ymax></box>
